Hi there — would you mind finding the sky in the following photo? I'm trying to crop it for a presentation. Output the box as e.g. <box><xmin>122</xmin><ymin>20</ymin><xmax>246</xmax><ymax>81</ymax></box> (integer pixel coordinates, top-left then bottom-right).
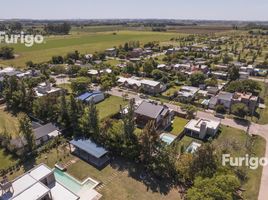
<box><xmin>0</xmin><ymin>0</ymin><xmax>268</xmax><ymax>21</ymax></box>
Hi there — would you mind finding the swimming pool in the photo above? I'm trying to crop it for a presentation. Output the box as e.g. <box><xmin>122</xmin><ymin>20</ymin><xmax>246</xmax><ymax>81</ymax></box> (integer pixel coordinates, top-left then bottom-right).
<box><xmin>53</xmin><ymin>168</ymin><xmax>98</xmax><ymax>194</ymax></box>
<box><xmin>160</xmin><ymin>133</ymin><xmax>177</xmax><ymax>145</ymax></box>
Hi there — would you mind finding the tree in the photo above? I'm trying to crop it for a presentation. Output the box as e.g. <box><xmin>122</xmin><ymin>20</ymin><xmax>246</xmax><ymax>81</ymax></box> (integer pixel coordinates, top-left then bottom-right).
<box><xmin>0</xmin><ymin>46</ymin><xmax>14</xmax><ymax>59</ymax></box>
<box><xmin>18</xmin><ymin>113</ymin><xmax>35</xmax><ymax>152</ymax></box>
<box><xmin>191</xmin><ymin>143</ymin><xmax>218</xmax><ymax>179</ymax></box>
<box><xmin>231</xmin><ymin>103</ymin><xmax>249</xmax><ymax>118</ymax></box>
<box><xmin>122</xmin><ymin>99</ymin><xmax>136</xmax><ymax>142</ymax></box>
<box><xmin>182</xmin><ymin>104</ymin><xmax>197</xmax><ymax>119</ymax></box>
<box><xmin>79</xmin><ymin>101</ymin><xmax>99</xmax><ymax>140</ymax></box>
<box><xmin>71</xmin><ymin>77</ymin><xmax>90</xmax><ymax>94</ymax></box>
<box><xmin>228</xmin><ymin>66</ymin><xmax>240</xmax><ymax>81</ymax></box>
<box><xmin>57</xmin><ymin>92</ymin><xmax>69</xmax><ymax>128</ymax></box>
<box><xmin>139</xmin><ymin>120</ymin><xmax>160</xmax><ymax>168</ymax></box>
<box><xmin>68</xmin><ymin>94</ymin><xmax>81</xmax><ymax>136</ymax></box>
<box><xmin>205</xmin><ymin>77</ymin><xmax>218</xmax><ymax>87</ymax></box>
<box><xmin>189</xmin><ymin>72</ymin><xmax>206</xmax><ymax>87</ymax></box>
<box><xmin>186</xmin><ymin>174</ymin><xmax>240</xmax><ymax>200</ymax></box>
<box><xmin>121</xmin><ymin>99</ymin><xmax>139</xmax><ymax>158</ymax></box>
<box><xmin>215</xmin><ymin>104</ymin><xmax>226</xmax><ymax>114</ymax></box>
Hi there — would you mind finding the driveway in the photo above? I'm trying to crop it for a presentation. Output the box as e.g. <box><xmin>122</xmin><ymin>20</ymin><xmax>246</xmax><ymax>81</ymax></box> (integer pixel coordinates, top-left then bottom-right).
<box><xmin>108</xmin><ymin>87</ymin><xmax>268</xmax><ymax>199</ymax></box>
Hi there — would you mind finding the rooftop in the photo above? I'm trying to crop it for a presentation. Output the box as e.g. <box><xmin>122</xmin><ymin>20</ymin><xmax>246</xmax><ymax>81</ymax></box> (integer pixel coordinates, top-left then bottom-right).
<box><xmin>135</xmin><ymin>101</ymin><xmax>168</xmax><ymax>119</ymax></box>
<box><xmin>185</xmin><ymin>118</ymin><xmax>220</xmax><ymax>132</ymax></box>
<box><xmin>70</xmin><ymin>139</ymin><xmax>108</xmax><ymax>158</ymax></box>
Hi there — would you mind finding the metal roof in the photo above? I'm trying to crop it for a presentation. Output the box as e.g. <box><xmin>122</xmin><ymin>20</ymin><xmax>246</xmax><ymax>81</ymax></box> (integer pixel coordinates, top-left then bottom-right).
<box><xmin>34</xmin><ymin>123</ymin><xmax>58</xmax><ymax>140</ymax></box>
<box><xmin>70</xmin><ymin>139</ymin><xmax>108</xmax><ymax>158</ymax></box>
<box><xmin>135</xmin><ymin>101</ymin><xmax>166</xmax><ymax>119</ymax></box>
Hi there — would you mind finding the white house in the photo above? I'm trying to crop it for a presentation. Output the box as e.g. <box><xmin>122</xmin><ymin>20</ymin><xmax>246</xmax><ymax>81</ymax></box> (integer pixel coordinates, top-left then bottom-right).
<box><xmin>184</xmin><ymin>118</ymin><xmax>220</xmax><ymax>139</ymax></box>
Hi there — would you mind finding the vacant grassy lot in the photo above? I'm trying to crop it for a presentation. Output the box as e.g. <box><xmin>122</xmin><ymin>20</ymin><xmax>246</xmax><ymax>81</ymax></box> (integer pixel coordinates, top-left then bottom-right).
<box><xmin>0</xmin><ymin>31</ymin><xmax>181</xmax><ymax>67</ymax></box>
<box><xmin>68</xmin><ymin>158</ymin><xmax>181</xmax><ymax>200</ymax></box>
<box><xmin>168</xmin><ymin>117</ymin><xmax>188</xmax><ymax>136</ymax></box>
<box><xmin>0</xmin><ymin>109</ymin><xmax>19</xmax><ymax>138</ymax></box>
<box><xmin>96</xmin><ymin>95</ymin><xmax>128</xmax><ymax>120</ymax></box>
<box><xmin>162</xmin><ymin>86</ymin><xmax>181</xmax><ymax>97</ymax></box>
<box><xmin>214</xmin><ymin>125</ymin><xmax>266</xmax><ymax>200</ymax></box>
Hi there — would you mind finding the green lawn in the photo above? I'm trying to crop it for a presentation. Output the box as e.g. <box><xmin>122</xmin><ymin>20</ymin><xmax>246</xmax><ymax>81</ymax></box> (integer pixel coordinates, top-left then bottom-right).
<box><xmin>0</xmin><ymin>147</ymin><xmax>17</xmax><ymax>171</ymax></box>
<box><xmin>96</xmin><ymin>95</ymin><xmax>128</xmax><ymax>120</ymax></box>
<box><xmin>0</xmin><ymin>109</ymin><xmax>19</xmax><ymax>138</ymax></box>
<box><xmin>253</xmin><ymin>82</ymin><xmax>268</xmax><ymax>124</ymax></box>
<box><xmin>213</xmin><ymin>125</ymin><xmax>266</xmax><ymax>200</ymax></box>
<box><xmin>0</xmin><ymin>31</ymin><xmax>181</xmax><ymax>68</ymax></box>
<box><xmin>169</xmin><ymin>117</ymin><xmax>188</xmax><ymax>136</ymax></box>
<box><xmin>162</xmin><ymin>86</ymin><xmax>181</xmax><ymax>97</ymax></box>
<box><xmin>58</xmin><ymin>83</ymin><xmax>72</xmax><ymax>94</ymax></box>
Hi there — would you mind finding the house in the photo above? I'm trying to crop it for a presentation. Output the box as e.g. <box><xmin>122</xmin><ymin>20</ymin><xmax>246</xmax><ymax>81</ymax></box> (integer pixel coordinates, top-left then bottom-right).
<box><xmin>210</xmin><ymin>71</ymin><xmax>228</xmax><ymax>80</ymax></box>
<box><xmin>184</xmin><ymin>118</ymin><xmax>220</xmax><ymax>140</ymax></box>
<box><xmin>105</xmin><ymin>48</ymin><xmax>117</xmax><ymax>57</ymax></box>
<box><xmin>0</xmin><ymin>67</ymin><xmax>20</xmax><ymax>77</ymax></box>
<box><xmin>208</xmin><ymin>96</ymin><xmax>218</xmax><ymax>109</ymax></box>
<box><xmin>239</xmin><ymin>71</ymin><xmax>249</xmax><ymax>80</ymax></box>
<box><xmin>206</xmin><ymin>86</ymin><xmax>219</xmax><ymax>96</ymax></box>
<box><xmin>135</xmin><ymin>100</ymin><xmax>173</xmax><ymax>129</ymax></box>
<box><xmin>69</xmin><ymin>139</ymin><xmax>110</xmax><ymax>168</ymax></box>
<box><xmin>140</xmin><ymin>79</ymin><xmax>164</xmax><ymax>95</ymax></box>
<box><xmin>77</xmin><ymin>91</ymin><xmax>104</xmax><ymax>103</ymax></box>
<box><xmin>0</xmin><ymin>163</ymin><xmax>101</xmax><ymax>200</ymax></box>
<box><xmin>34</xmin><ymin>123</ymin><xmax>61</xmax><ymax>146</ymax></box>
<box><xmin>34</xmin><ymin>81</ymin><xmax>62</xmax><ymax>97</ymax></box>
<box><xmin>233</xmin><ymin>92</ymin><xmax>259</xmax><ymax>113</ymax></box>
<box><xmin>176</xmin><ymin>86</ymin><xmax>200</xmax><ymax>102</ymax></box>
<box><xmin>217</xmin><ymin>91</ymin><xmax>234</xmax><ymax>109</ymax></box>
<box><xmin>129</xmin><ymin>48</ymin><xmax>143</xmax><ymax>58</ymax></box>
<box><xmin>117</xmin><ymin>76</ymin><xmax>165</xmax><ymax>94</ymax></box>
<box><xmin>117</xmin><ymin>77</ymin><xmax>141</xmax><ymax>91</ymax></box>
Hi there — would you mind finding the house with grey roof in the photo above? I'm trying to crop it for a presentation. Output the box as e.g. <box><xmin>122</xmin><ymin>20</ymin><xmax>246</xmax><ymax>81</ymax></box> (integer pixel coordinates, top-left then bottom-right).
<box><xmin>34</xmin><ymin>123</ymin><xmax>61</xmax><ymax>146</ymax></box>
<box><xmin>134</xmin><ymin>101</ymin><xmax>173</xmax><ymax>129</ymax></box>
<box><xmin>208</xmin><ymin>91</ymin><xmax>234</xmax><ymax>110</ymax></box>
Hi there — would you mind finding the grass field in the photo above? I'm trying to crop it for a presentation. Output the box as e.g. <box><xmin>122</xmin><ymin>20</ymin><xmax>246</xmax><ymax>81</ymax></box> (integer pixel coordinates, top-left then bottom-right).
<box><xmin>96</xmin><ymin>95</ymin><xmax>128</xmax><ymax>120</ymax></box>
<box><xmin>0</xmin><ymin>147</ymin><xmax>17</xmax><ymax>171</ymax></box>
<box><xmin>253</xmin><ymin>82</ymin><xmax>268</xmax><ymax>124</ymax></box>
<box><xmin>169</xmin><ymin>117</ymin><xmax>188</xmax><ymax>135</ymax></box>
<box><xmin>0</xmin><ymin>109</ymin><xmax>19</xmax><ymax>138</ymax></box>
<box><xmin>213</xmin><ymin>125</ymin><xmax>266</xmax><ymax>200</ymax></box>
<box><xmin>0</xmin><ymin>31</ymin><xmax>181</xmax><ymax>68</ymax></box>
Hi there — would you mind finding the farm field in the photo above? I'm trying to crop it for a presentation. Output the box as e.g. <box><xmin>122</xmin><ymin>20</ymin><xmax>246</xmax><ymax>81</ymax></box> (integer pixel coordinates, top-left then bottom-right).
<box><xmin>0</xmin><ymin>31</ymin><xmax>182</xmax><ymax>68</ymax></box>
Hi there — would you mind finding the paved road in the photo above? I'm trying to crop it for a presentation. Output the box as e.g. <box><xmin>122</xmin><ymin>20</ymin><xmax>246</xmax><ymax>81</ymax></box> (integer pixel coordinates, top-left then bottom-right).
<box><xmin>108</xmin><ymin>87</ymin><xmax>268</xmax><ymax>200</ymax></box>
<box><xmin>249</xmin><ymin>77</ymin><xmax>268</xmax><ymax>83</ymax></box>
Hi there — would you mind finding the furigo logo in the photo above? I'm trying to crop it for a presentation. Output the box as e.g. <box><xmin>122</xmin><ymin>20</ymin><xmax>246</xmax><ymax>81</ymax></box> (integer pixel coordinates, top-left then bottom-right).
<box><xmin>0</xmin><ymin>31</ymin><xmax>44</xmax><ymax>47</ymax></box>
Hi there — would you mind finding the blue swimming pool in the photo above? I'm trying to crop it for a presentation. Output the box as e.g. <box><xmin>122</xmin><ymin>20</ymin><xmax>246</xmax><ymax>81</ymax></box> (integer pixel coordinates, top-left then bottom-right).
<box><xmin>54</xmin><ymin>168</ymin><xmax>97</xmax><ymax>194</ymax></box>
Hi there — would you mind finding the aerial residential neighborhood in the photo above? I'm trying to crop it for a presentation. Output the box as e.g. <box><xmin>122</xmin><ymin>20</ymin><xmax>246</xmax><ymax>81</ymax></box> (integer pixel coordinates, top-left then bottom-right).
<box><xmin>0</xmin><ymin>1</ymin><xmax>268</xmax><ymax>200</ymax></box>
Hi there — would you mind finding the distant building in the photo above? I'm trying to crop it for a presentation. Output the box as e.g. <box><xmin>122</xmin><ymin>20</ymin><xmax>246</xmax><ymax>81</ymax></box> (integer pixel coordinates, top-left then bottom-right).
<box><xmin>184</xmin><ymin>118</ymin><xmax>220</xmax><ymax>140</ymax></box>
<box><xmin>176</xmin><ymin>86</ymin><xmax>200</xmax><ymax>102</ymax></box>
<box><xmin>105</xmin><ymin>48</ymin><xmax>117</xmax><ymax>57</ymax></box>
<box><xmin>34</xmin><ymin>81</ymin><xmax>62</xmax><ymax>97</ymax></box>
<box><xmin>76</xmin><ymin>91</ymin><xmax>105</xmax><ymax>104</ymax></box>
<box><xmin>117</xmin><ymin>76</ymin><xmax>165</xmax><ymax>94</ymax></box>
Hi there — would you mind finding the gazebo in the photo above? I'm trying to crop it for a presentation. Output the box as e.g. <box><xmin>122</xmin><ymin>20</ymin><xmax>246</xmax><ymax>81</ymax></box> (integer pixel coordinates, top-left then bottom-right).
<box><xmin>69</xmin><ymin>139</ymin><xmax>110</xmax><ymax>168</ymax></box>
